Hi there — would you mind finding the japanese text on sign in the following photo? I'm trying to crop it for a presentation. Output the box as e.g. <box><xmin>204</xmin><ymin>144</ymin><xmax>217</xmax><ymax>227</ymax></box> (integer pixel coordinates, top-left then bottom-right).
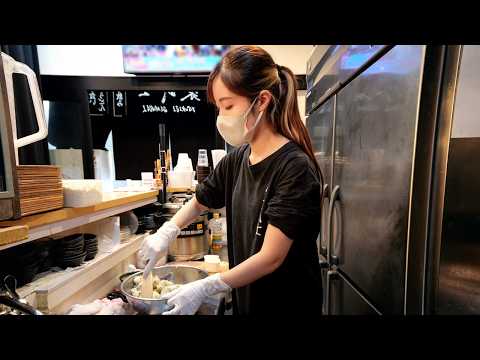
<box><xmin>88</xmin><ymin>90</ymin><xmax>109</xmax><ymax>116</ymax></box>
<box><xmin>173</xmin><ymin>105</ymin><xmax>196</xmax><ymax>113</ymax></box>
<box><xmin>116</xmin><ymin>91</ymin><xmax>124</xmax><ymax>107</ymax></box>
<box><xmin>136</xmin><ymin>91</ymin><xmax>201</xmax><ymax>115</ymax></box>
<box><xmin>180</xmin><ymin>91</ymin><xmax>200</xmax><ymax>102</ymax></box>
<box><xmin>142</xmin><ymin>105</ymin><xmax>168</xmax><ymax>113</ymax></box>
<box><xmin>88</xmin><ymin>90</ymin><xmax>127</xmax><ymax>117</ymax></box>
<box><xmin>98</xmin><ymin>92</ymin><xmax>106</xmax><ymax>112</ymax></box>
<box><xmin>113</xmin><ymin>91</ymin><xmax>126</xmax><ymax>117</ymax></box>
<box><xmin>89</xmin><ymin>91</ymin><xmax>96</xmax><ymax>106</ymax></box>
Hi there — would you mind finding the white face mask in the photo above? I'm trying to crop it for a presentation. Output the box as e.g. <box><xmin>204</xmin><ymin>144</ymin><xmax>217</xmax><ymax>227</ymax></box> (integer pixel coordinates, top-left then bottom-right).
<box><xmin>216</xmin><ymin>97</ymin><xmax>264</xmax><ymax>147</ymax></box>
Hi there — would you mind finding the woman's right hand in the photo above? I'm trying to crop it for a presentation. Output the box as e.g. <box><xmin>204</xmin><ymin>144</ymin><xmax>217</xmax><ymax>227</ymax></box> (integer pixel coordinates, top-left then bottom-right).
<box><xmin>138</xmin><ymin>221</ymin><xmax>181</xmax><ymax>276</ymax></box>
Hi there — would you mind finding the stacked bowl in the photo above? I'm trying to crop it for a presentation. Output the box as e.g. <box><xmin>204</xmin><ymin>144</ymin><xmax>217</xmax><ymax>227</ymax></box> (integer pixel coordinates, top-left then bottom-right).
<box><xmin>84</xmin><ymin>234</ymin><xmax>98</xmax><ymax>261</ymax></box>
<box><xmin>52</xmin><ymin>234</ymin><xmax>86</xmax><ymax>269</ymax></box>
<box><xmin>0</xmin><ymin>242</ymin><xmax>43</xmax><ymax>286</ymax></box>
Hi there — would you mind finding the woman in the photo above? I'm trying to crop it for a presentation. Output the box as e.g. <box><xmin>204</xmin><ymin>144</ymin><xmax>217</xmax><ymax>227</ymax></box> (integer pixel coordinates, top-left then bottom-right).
<box><xmin>139</xmin><ymin>45</ymin><xmax>324</xmax><ymax>315</ymax></box>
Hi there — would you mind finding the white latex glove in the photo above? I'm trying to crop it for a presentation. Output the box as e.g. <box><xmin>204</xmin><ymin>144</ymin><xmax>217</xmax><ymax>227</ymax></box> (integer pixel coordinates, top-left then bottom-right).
<box><xmin>138</xmin><ymin>221</ymin><xmax>180</xmax><ymax>276</ymax></box>
<box><xmin>161</xmin><ymin>273</ymin><xmax>231</xmax><ymax>315</ymax></box>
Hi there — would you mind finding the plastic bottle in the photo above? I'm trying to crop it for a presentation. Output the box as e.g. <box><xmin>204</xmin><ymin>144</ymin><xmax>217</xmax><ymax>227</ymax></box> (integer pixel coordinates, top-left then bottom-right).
<box><xmin>210</xmin><ymin>213</ymin><xmax>223</xmax><ymax>254</ymax></box>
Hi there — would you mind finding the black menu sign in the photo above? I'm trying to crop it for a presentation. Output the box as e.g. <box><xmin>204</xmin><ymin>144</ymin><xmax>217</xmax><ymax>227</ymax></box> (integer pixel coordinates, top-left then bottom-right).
<box><xmin>88</xmin><ymin>90</ymin><xmax>204</xmax><ymax>118</ymax></box>
<box><xmin>112</xmin><ymin>90</ymin><xmax>127</xmax><ymax>117</ymax></box>
<box><xmin>88</xmin><ymin>90</ymin><xmax>109</xmax><ymax>116</ymax></box>
<box><xmin>127</xmin><ymin>90</ymin><xmax>204</xmax><ymax>118</ymax></box>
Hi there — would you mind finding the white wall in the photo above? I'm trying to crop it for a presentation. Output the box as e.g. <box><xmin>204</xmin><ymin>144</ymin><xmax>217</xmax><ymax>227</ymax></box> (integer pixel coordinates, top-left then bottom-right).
<box><xmin>37</xmin><ymin>45</ymin><xmax>131</xmax><ymax>77</ymax></box>
<box><xmin>37</xmin><ymin>45</ymin><xmax>315</xmax><ymax>121</ymax></box>
<box><xmin>258</xmin><ymin>46</ymin><xmax>313</xmax><ymax>122</ymax></box>
<box><xmin>257</xmin><ymin>45</ymin><xmax>313</xmax><ymax>74</ymax></box>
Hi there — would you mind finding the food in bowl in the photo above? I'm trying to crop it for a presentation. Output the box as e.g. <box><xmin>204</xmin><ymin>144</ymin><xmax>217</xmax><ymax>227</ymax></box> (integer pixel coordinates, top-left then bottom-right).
<box><xmin>129</xmin><ymin>275</ymin><xmax>181</xmax><ymax>299</ymax></box>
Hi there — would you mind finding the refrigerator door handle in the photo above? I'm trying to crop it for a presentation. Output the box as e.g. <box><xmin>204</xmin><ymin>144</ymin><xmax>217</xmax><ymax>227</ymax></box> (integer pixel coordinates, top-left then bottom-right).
<box><xmin>323</xmin><ymin>183</ymin><xmax>330</xmax><ymax>199</ymax></box>
<box><xmin>326</xmin><ymin>269</ymin><xmax>339</xmax><ymax>315</ymax></box>
<box><xmin>319</xmin><ymin>183</ymin><xmax>330</xmax><ymax>257</ymax></box>
<box><xmin>328</xmin><ymin>185</ymin><xmax>340</xmax><ymax>264</ymax></box>
<box><xmin>331</xmin><ymin>198</ymin><xmax>342</xmax><ymax>266</ymax></box>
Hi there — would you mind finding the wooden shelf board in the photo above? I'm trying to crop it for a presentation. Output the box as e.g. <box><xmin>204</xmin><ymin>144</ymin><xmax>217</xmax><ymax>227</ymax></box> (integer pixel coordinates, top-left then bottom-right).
<box><xmin>0</xmin><ymin>190</ymin><xmax>158</xmax><ymax>251</ymax></box>
<box><xmin>0</xmin><ymin>225</ymin><xmax>29</xmax><ymax>247</ymax></box>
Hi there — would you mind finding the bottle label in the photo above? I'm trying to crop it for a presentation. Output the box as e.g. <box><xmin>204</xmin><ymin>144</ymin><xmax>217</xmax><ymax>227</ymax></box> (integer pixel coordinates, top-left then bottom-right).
<box><xmin>212</xmin><ymin>234</ymin><xmax>223</xmax><ymax>250</ymax></box>
<box><xmin>211</xmin><ymin>243</ymin><xmax>222</xmax><ymax>251</ymax></box>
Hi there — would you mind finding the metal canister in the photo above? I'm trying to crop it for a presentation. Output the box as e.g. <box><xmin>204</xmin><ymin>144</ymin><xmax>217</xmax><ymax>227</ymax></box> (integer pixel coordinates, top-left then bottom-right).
<box><xmin>162</xmin><ymin>199</ymin><xmax>209</xmax><ymax>261</ymax></box>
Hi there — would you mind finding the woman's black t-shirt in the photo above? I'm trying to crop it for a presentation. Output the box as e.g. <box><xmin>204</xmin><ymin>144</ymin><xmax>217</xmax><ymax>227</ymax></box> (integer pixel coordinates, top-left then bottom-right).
<box><xmin>196</xmin><ymin>141</ymin><xmax>323</xmax><ymax>315</ymax></box>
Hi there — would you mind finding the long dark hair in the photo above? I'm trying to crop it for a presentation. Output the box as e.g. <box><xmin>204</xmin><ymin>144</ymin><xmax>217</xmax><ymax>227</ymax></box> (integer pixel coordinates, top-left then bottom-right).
<box><xmin>207</xmin><ymin>45</ymin><xmax>323</xmax><ymax>187</ymax></box>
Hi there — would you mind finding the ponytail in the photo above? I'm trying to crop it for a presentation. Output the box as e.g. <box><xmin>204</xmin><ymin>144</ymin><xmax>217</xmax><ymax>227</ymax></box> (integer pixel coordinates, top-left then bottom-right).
<box><xmin>273</xmin><ymin>65</ymin><xmax>324</xmax><ymax>188</ymax></box>
<box><xmin>207</xmin><ymin>45</ymin><xmax>324</xmax><ymax>192</ymax></box>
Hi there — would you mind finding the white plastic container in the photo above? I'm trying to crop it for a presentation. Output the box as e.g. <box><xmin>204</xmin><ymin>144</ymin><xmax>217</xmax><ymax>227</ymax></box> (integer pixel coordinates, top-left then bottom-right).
<box><xmin>62</xmin><ymin>179</ymin><xmax>103</xmax><ymax>207</ymax></box>
<box><xmin>49</xmin><ymin>149</ymin><xmax>84</xmax><ymax>179</ymax></box>
<box><xmin>168</xmin><ymin>170</ymin><xmax>194</xmax><ymax>188</ymax></box>
<box><xmin>204</xmin><ymin>254</ymin><xmax>221</xmax><ymax>272</ymax></box>
<box><xmin>175</xmin><ymin>153</ymin><xmax>193</xmax><ymax>171</ymax></box>
<box><xmin>141</xmin><ymin>172</ymin><xmax>154</xmax><ymax>188</ymax></box>
<box><xmin>83</xmin><ymin>216</ymin><xmax>120</xmax><ymax>254</ymax></box>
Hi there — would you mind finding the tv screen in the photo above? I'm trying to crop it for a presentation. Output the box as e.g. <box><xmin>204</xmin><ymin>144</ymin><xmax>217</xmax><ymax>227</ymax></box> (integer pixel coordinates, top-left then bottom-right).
<box><xmin>122</xmin><ymin>45</ymin><xmax>231</xmax><ymax>74</ymax></box>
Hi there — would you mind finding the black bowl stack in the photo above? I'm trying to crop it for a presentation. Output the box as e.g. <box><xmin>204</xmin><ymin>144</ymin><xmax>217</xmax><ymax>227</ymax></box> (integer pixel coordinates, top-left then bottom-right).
<box><xmin>0</xmin><ymin>233</ymin><xmax>100</xmax><ymax>288</ymax></box>
<box><xmin>37</xmin><ymin>238</ymin><xmax>55</xmax><ymax>273</ymax></box>
<box><xmin>83</xmin><ymin>234</ymin><xmax>98</xmax><ymax>261</ymax></box>
<box><xmin>0</xmin><ymin>242</ymin><xmax>42</xmax><ymax>287</ymax></box>
<box><xmin>52</xmin><ymin>234</ymin><xmax>86</xmax><ymax>269</ymax></box>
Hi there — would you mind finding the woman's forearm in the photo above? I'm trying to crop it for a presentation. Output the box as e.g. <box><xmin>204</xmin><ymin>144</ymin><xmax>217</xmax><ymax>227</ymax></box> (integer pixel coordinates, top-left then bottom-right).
<box><xmin>219</xmin><ymin>224</ymin><xmax>292</xmax><ymax>289</ymax></box>
<box><xmin>171</xmin><ymin>196</ymin><xmax>208</xmax><ymax>230</ymax></box>
<box><xmin>219</xmin><ymin>251</ymin><xmax>280</xmax><ymax>289</ymax></box>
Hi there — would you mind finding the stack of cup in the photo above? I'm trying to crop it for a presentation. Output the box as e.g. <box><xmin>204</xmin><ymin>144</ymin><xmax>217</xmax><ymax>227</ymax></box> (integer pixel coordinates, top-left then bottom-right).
<box><xmin>175</xmin><ymin>153</ymin><xmax>193</xmax><ymax>172</ymax></box>
<box><xmin>196</xmin><ymin>149</ymin><xmax>211</xmax><ymax>184</ymax></box>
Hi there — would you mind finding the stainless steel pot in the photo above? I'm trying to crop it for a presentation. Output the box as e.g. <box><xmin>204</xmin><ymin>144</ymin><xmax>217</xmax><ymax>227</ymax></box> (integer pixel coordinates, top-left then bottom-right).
<box><xmin>168</xmin><ymin>229</ymin><xmax>209</xmax><ymax>262</ymax></box>
<box><xmin>119</xmin><ymin>265</ymin><xmax>208</xmax><ymax>315</ymax></box>
<box><xmin>162</xmin><ymin>200</ymin><xmax>209</xmax><ymax>261</ymax></box>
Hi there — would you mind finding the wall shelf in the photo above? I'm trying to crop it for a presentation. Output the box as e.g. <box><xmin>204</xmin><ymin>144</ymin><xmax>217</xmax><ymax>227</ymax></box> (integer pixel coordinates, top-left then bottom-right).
<box><xmin>18</xmin><ymin>233</ymin><xmax>147</xmax><ymax>314</ymax></box>
<box><xmin>0</xmin><ymin>190</ymin><xmax>158</xmax><ymax>251</ymax></box>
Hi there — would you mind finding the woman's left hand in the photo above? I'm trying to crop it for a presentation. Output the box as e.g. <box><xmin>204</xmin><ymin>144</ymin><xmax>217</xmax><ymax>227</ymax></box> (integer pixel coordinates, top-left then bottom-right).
<box><xmin>161</xmin><ymin>273</ymin><xmax>231</xmax><ymax>315</ymax></box>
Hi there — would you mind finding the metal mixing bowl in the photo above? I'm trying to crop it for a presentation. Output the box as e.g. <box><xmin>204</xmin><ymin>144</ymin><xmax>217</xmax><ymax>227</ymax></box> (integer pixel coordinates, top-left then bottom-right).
<box><xmin>120</xmin><ymin>265</ymin><xmax>208</xmax><ymax>315</ymax></box>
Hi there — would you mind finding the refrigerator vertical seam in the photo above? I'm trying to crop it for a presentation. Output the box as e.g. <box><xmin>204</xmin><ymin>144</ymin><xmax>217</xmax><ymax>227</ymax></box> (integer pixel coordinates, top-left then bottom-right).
<box><xmin>404</xmin><ymin>45</ymin><xmax>427</xmax><ymax>315</ymax></box>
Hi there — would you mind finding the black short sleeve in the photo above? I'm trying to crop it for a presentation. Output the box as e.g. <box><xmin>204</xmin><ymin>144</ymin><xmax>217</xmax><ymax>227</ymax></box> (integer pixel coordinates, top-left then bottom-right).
<box><xmin>195</xmin><ymin>153</ymin><xmax>229</xmax><ymax>209</ymax></box>
<box><xmin>264</xmin><ymin>156</ymin><xmax>321</xmax><ymax>241</ymax></box>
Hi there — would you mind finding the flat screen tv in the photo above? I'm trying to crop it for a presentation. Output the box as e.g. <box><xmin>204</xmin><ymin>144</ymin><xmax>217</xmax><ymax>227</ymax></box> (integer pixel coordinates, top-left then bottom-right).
<box><xmin>122</xmin><ymin>45</ymin><xmax>231</xmax><ymax>74</ymax></box>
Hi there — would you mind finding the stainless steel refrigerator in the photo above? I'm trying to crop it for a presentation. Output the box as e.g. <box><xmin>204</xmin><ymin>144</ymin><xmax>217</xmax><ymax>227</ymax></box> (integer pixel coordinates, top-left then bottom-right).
<box><xmin>306</xmin><ymin>45</ymin><xmax>469</xmax><ymax>315</ymax></box>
